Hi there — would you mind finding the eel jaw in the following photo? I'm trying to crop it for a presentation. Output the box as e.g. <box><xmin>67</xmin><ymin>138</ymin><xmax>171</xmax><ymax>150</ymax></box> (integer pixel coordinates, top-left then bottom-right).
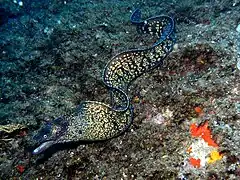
<box><xmin>32</xmin><ymin>140</ymin><xmax>55</xmax><ymax>155</ymax></box>
<box><xmin>31</xmin><ymin>116</ymin><xmax>69</xmax><ymax>155</ymax></box>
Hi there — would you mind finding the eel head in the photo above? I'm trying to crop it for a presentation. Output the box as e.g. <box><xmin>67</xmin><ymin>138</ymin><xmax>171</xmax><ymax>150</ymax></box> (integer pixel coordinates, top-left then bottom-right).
<box><xmin>31</xmin><ymin>116</ymin><xmax>69</xmax><ymax>155</ymax></box>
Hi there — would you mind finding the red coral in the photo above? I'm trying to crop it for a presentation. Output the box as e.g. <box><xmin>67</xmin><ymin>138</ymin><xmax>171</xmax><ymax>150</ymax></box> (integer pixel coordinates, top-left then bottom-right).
<box><xmin>16</xmin><ymin>165</ymin><xmax>25</xmax><ymax>173</ymax></box>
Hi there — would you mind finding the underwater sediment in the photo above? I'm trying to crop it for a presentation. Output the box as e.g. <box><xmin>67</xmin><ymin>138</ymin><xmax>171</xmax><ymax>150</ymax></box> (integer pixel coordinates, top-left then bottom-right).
<box><xmin>0</xmin><ymin>0</ymin><xmax>240</xmax><ymax>179</ymax></box>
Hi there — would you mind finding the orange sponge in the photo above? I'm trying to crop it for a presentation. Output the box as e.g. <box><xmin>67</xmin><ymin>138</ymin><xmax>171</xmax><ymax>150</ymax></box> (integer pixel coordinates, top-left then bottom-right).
<box><xmin>189</xmin><ymin>157</ymin><xmax>201</xmax><ymax>168</ymax></box>
<box><xmin>190</xmin><ymin>121</ymin><xmax>218</xmax><ymax>147</ymax></box>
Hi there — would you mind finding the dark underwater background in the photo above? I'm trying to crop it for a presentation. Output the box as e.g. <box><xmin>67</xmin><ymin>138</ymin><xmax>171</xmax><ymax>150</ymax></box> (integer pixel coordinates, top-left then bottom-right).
<box><xmin>0</xmin><ymin>0</ymin><xmax>240</xmax><ymax>179</ymax></box>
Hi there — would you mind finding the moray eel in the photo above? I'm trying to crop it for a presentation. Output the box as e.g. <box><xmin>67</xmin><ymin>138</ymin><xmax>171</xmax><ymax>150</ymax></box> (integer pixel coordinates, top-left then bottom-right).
<box><xmin>31</xmin><ymin>9</ymin><xmax>176</xmax><ymax>155</ymax></box>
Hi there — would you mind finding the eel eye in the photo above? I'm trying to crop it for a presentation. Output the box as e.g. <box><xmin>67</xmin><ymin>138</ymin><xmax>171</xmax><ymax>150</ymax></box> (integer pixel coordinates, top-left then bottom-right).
<box><xmin>43</xmin><ymin>134</ymin><xmax>47</xmax><ymax>139</ymax></box>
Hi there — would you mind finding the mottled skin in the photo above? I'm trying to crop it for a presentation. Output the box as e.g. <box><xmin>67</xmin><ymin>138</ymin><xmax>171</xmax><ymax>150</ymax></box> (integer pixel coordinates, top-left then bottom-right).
<box><xmin>31</xmin><ymin>9</ymin><xmax>176</xmax><ymax>154</ymax></box>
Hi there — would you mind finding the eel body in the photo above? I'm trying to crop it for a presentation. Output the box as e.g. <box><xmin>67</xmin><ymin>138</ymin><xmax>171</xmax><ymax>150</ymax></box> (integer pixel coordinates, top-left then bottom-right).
<box><xmin>31</xmin><ymin>9</ymin><xmax>176</xmax><ymax>154</ymax></box>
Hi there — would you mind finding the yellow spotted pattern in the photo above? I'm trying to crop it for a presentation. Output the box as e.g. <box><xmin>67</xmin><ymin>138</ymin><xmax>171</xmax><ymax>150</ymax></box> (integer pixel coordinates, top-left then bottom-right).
<box><xmin>59</xmin><ymin>10</ymin><xmax>175</xmax><ymax>142</ymax></box>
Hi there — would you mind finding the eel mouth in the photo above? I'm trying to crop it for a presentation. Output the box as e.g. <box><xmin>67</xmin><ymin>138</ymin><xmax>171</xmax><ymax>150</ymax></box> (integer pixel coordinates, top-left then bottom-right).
<box><xmin>32</xmin><ymin>140</ymin><xmax>55</xmax><ymax>155</ymax></box>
